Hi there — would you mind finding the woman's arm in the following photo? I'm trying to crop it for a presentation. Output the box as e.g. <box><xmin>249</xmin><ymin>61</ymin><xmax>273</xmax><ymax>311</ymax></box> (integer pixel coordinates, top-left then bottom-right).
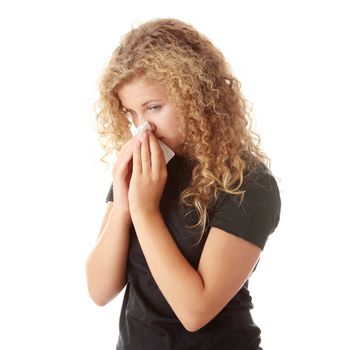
<box><xmin>128</xmin><ymin>131</ymin><xmax>261</xmax><ymax>332</ymax></box>
<box><xmin>86</xmin><ymin>134</ymin><xmax>140</xmax><ymax>306</ymax></box>
<box><xmin>85</xmin><ymin>202</ymin><xmax>131</xmax><ymax>306</ymax></box>
<box><xmin>132</xmin><ymin>212</ymin><xmax>261</xmax><ymax>332</ymax></box>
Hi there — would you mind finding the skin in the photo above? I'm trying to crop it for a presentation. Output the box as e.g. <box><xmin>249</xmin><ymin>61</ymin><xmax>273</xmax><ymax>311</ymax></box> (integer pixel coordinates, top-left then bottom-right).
<box><xmin>117</xmin><ymin>75</ymin><xmax>184</xmax><ymax>155</ymax></box>
<box><xmin>112</xmin><ymin>74</ymin><xmax>184</xmax><ymax>217</ymax></box>
<box><xmin>89</xmin><ymin>75</ymin><xmax>263</xmax><ymax>332</ymax></box>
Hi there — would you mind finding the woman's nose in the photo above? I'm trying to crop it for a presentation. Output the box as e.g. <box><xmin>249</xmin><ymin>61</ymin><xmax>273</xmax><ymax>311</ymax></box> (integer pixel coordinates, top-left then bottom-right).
<box><xmin>148</xmin><ymin>122</ymin><xmax>156</xmax><ymax>132</ymax></box>
<box><xmin>133</xmin><ymin>118</ymin><xmax>156</xmax><ymax>133</ymax></box>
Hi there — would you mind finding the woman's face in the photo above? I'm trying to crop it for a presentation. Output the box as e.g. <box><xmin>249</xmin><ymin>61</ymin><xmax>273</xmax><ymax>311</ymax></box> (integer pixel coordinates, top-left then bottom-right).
<box><xmin>117</xmin><ymin>75</ymin><xmax>184</xmax><ymax>155</ymax></box>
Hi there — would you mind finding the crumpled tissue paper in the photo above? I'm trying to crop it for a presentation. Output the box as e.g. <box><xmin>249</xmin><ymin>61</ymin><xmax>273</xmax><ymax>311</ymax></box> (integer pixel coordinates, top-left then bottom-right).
<box><xmin>134</xmin><ymin>121</ymin><xmax>175</xmax><ymax>164</ymax></box>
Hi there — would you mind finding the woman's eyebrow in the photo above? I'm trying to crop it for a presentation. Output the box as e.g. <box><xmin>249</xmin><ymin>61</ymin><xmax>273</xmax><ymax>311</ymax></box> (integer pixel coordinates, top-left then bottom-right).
<box><xmin>122</xmin><ymin>100</ymin><xmax>163</xmax><ymax>111</ymax></box>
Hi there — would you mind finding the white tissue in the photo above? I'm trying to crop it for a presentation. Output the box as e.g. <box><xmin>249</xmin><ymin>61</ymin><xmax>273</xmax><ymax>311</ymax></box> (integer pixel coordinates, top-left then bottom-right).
<box><xmin>134</xmin><ymin>121</ymin><xmax>175</xmax><ymax>164</ymax></box>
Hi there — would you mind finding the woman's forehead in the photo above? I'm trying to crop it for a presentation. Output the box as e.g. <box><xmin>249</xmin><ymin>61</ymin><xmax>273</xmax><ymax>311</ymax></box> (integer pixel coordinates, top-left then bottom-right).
<box><xmin>118</xmin><ymin>77</ymin><xmax>168</xmax><ymax>105</ymax></box>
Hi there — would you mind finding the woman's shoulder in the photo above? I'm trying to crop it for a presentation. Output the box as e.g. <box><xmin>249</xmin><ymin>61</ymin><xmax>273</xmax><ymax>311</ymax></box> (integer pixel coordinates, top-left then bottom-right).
<box><xmin>215</xmin><ymin>159</ymin><xmax>280</xmax><ymax>210</ymax></box>
<box><xmin>210</xmin><ymin>160</ymin><xmax>281</xmax><ymax>251</ymax></box>
<box><xmin>243</xmin><ymin>161</ymin><xmax>278</xmax><ymax>191</ymax></box>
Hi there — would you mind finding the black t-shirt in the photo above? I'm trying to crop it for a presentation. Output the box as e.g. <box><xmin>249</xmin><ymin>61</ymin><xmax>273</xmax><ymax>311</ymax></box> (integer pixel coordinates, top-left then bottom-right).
<box><xmin>105</xmin><ymin>154</ymin><xmax>281</xmax><ymax>350</ymax></box>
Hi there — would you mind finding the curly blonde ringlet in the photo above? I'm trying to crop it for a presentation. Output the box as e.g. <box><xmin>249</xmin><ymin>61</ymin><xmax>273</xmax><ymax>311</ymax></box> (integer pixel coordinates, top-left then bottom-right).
<box><xmin>94</xmin><ymin>18</ymin><xmax>271</xmax><ymax>246</ymax></box>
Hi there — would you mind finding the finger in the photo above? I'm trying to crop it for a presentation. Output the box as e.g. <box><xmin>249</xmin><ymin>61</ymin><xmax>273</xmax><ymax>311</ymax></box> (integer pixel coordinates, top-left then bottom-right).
<box><xmin>119</xmin><ymin>134</ymin><xmax>141</xmax><ymax>151</ymax></box>
<box><xmin>132</xmin><ymin>139</ymin><xmax>142</xmax><ymax>174</ymax></box>
<box><xmin>115</xmin><ymin>140</ymin><xmax>135</xmax><ymax>165</ymax></box>
<box><xmin>141</xmin><ymin>132</ymin><xmax>151</xmax><ymax>174</ymax></box>
<box><xmin>121</xmin><ymin>145</ymin><xmax>135</xmax><ymax>168</ymax></box>
<box><xmin>148</xmin><ymin>131</ymin><xmax>166</xmax><ymax>173</ymax></box>
<box><xmin>113</xmin><ymin>146</ymin><xmax>134</xmax><ymax>180</ymax></box>
<box><xmin>117</xmin><ymin>142</ymin><xmax>134</xmax><ymax>162</ymax></box>
<box><xmin>116</xmin><ymin>141</ymin><xmax>136</xmax><ymax>163</ymax></box>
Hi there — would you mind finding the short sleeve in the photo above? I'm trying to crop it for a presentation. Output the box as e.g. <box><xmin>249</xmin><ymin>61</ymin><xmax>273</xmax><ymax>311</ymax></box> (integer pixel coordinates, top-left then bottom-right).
<box><xmin>105</xmin><ymin>182</ymin><xmax>114</xmax><ymax>203</ymax></box>
<box><xmin>209</xmin><ymin>169</ymin><xmax>281</xmax><ymax>251</ymax></box>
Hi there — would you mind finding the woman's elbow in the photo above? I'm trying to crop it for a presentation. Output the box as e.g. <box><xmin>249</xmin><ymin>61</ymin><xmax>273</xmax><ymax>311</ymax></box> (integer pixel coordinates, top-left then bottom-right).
<box><xmin>181</xmin><ymin>312</ymin><xmax>212</xmax><ymax>333</ymax></box>
<box><xmin>87</xmin><ymin>288</ymin><xmax>111</xmax><ymax>307</ymax></box>
<box><xmin>92</xmin><ymin>298</ymin><xmax>107</xmax><ymax>307</ymax></box>
<box><xmin>86</xmin><ymin>280</ymin><xmax>125</xmax><ymax>307</ymax></box>
<box><xmin>182</xmin><ymin>318</ymin><xmax>207</xmax><ymax>333</ymax></box>
<box><xmin>181</xmin><ymin>302</ymin><xmax>220</xmax><ymax>332</ymax></box>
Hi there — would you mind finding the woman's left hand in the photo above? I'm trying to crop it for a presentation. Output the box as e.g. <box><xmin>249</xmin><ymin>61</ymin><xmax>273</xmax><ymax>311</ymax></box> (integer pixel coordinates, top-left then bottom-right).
<box><xmin>128</xmin><ymin>130</ymin><xmax>168</xmax><ymax>218</ymax></box>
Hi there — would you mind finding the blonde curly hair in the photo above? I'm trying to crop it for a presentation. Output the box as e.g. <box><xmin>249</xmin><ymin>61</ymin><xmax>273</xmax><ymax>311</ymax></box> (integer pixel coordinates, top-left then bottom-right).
<box><xmin>95</xmin><ymin>18</ymin><xmax>271</xmax><ymax>245</ymax></box>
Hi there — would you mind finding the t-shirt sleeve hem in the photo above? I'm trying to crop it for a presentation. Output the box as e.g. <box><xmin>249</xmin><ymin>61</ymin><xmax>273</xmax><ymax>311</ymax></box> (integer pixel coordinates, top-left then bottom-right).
<box><xmin>209</xmin><ymin>222</ymin><xmax>267</xmax><ymax>251</ymax></box>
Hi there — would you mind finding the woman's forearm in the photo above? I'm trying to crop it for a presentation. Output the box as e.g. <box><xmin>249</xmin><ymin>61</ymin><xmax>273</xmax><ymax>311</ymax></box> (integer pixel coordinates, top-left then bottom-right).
<box><xmin>85</xmin><ymin>207</ymin><xmax>131</xmax><ymax>306</ymax></box>
<box><xmin>132</xmin><ymin>211</ymin><xmax>205</xmax><ymax>331</ymax></box>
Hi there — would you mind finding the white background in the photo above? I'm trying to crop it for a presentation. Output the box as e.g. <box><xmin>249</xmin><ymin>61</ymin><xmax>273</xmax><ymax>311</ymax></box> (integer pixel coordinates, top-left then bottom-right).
<box><xmin>0</xmin><ymin>1</ymin><xmax>349</xmax><ymax>349</ymax></box>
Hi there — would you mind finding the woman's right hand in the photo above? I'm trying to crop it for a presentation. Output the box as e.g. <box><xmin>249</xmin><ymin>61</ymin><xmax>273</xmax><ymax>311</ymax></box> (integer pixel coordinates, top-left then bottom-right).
<box><xmin>112</xmin><ymin>135</ymin><xmax>140</xmax><ymax>214</ymax></box>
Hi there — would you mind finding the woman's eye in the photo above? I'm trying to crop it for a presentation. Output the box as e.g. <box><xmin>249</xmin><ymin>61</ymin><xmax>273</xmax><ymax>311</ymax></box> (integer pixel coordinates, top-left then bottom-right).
<box><xmin>149</xmin><ymin>105</ymin><xmax>161</xmax><ymax>112</ymax></box>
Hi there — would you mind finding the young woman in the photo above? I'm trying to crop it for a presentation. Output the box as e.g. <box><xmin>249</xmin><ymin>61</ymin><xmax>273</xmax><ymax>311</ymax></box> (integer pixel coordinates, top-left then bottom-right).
<box><xmin>85</xmin><ymin>18</ymin><xmax>281</xmax><ymax>350</ymax></box>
